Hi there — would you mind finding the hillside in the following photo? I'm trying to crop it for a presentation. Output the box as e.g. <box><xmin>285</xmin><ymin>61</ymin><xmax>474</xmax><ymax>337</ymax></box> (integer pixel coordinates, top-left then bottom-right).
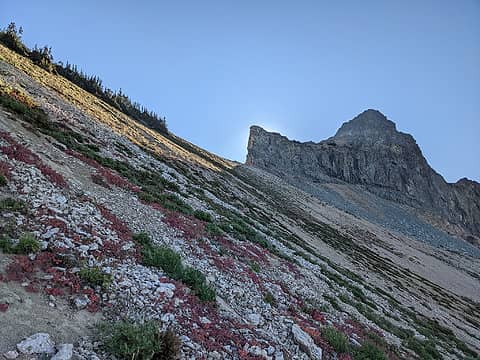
<box><xmin>0</xmin><ymin>42</ymin><xmax>479</xmax><ymax>360</ymax></box>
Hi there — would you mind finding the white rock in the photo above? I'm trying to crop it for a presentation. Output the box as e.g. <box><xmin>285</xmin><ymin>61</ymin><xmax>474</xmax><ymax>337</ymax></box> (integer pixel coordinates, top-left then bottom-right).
<box><xmin>51</xmin><ymin>343</ymin><xmax>73</xmax><ymax>360</ymax></box>
<box><xmin>16</xmin><ymin>333</ymin><xmax>55</xmax><ymax>354</ymax></box>
<box><xmin>291</xmin><ymin>324</ymin><xmax>322</xmax><ymax>360</ymax></box>
<box><xmin>3</xmin><ymin>350</ymin><xmax>19</xmax><ymax>359</ymax></box>
<box><xmin>247</xmin><ymin>313</ymin><xmax>262</xmax><ymax>326</ymax></box>
<box><xmin>42</xmin><ymin>228</ymin><xmax>59</xmax><ymax>239</ymax></box>
<box><xmin>73</xmin><ymin>294</ymin><xmax>90</xmax><ymax>310</ymax></box>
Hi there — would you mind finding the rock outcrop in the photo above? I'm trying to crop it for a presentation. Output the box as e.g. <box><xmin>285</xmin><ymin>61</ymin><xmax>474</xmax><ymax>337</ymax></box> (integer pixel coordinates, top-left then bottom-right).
<box><xmin>246</xmin><ymin>109</ymin><xmax>480</xmax><ymax>241</ymax></box>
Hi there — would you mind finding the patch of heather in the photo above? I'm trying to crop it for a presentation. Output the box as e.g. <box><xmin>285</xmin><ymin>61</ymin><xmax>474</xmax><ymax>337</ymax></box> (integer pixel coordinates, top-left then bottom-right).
<box><xmin>97</xmin><ymin>204</ymin><xmax>132</xmax><ymax>241</ymax></box>
<box><xmin>213</xmin><ymin>235</ymin><xmax>270</xmax><ymax>266</ymax></box>
<box><xmin>281</xmin><ymin>258</ymin><xmax>303</xmax><ymax>279</ymax></box>
<box><xmin>0</xmin><ymin>131</ymin><xmax>68</xmax><ymax>188</ymax></box>
<box><xmin>163</xmin><ymin>210</ymin><xmax>206</xmax><ymax>240</ymax></box>
<box><xmin>0</xmin><ymin>158</ymin><xmax>12</xmax><ymax>178</ymax></box>
<box><xmin>165</xmin><ymin>285</ymin><xmax>271</xmax><ymax>356</ymax></box>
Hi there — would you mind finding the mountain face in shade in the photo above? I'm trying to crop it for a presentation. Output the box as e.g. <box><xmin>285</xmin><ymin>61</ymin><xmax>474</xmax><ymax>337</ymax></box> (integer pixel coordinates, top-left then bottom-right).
<box><xmin>246</xmin><ymin>109</ymin><xmax>480</xmax><ymax>241</ymax></box>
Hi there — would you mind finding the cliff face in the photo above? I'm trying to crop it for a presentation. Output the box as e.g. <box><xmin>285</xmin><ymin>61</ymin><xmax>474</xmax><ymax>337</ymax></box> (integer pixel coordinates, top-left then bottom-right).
<box><xmin>246</xmin><ymin>109</ymin><xmax>480</xmax><ymax>239</ymax></box>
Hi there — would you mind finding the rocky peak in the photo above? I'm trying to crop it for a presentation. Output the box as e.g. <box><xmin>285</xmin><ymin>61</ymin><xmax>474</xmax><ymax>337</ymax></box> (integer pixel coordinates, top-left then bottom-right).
<box><xmin>246</xmin><ymin>110</ymin><xmax>480</xmax><ymax>239</ymax></box>
<box><xmin>333</xmin><ymin>109</ymin><xmax>397</xmax><ymax>139</ymax></box>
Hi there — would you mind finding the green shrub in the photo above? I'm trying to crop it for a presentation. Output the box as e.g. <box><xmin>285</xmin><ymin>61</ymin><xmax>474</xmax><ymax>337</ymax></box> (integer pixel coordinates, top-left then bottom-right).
<box><xmin>322</xmin><ymin>327</ymin><xmax>350</xmax><ymax>354</ymax></box>
<box><xmin>16</xmin><ymin>233</ymin><xmax>41</xmax><ymax>254</ymax></box>
<box><xmin>142</xmin><ymin>244</ymin><xmax>184</xmax><ymax>280</ymax></box>
<box><xmin>354</xmin><ymin>343</ymin><xmax>387</xmax><ymax>360</ymax></box>
<box><xmin>193</xmin><ymin>210</ymin><xmax>212</xmax><ymax>222</ymax></box>
<box><xmin>0</xmin><ymin>233</ymin><xmax>40</xmax><ymax>254</ymax></box>
<box><xmin>100</xmin><ymin>321</ymin><xmax>179</xmax><ymax>360</ymax></box>
<box><xmin>0</xmin><ymin>174</ymin><xmax>7</xmax><ymax>186</ymax></box>
<box><xmin>0</xmin><ymin>236</ymin><xmax>14</xmax><ymax>253</ymax></box>
<box><xmin>205</xmin><ymin>223</ymin><xmax>223</xmax><ymax>237</ymax></box>
<box><xmin>404</xmin><ymin>337</ymin><xmax>441</xmax><ymax>360</ymax></box>
<box><xmin>134</xmin><ymin>232</ymin><xmax>216</xmax><ymax>302</ymax></box>
<box><xmin>264</xmin><ymin>291</ymin><xmax>276</xmax><ymax>306</ymax></box>
<box><xmin>249</xmin><ymin>262</ymin><xmax>260</xmax><ymax>273</ymax></box>
<box><xmin>79</xmin><ymin>266</ymin><xmax>112</xmax><ymax>288</ymax></box>
<box><xmin>0</xmin><ymin>197</ymin><xmax>26</xmax><ymax>212</ymax></box>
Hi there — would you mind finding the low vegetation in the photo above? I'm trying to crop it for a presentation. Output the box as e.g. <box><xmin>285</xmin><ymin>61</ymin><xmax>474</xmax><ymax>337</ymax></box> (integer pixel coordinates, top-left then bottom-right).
<box><xmin>99</xmin><ymin>321</ymin><xmax>180</xmax><ymax>360</ymax></box>
<box><xmin>79</xmin><ymin>266</ymin><xmax>112</xmax><ymax>288</ymax></box>
<box><xmin>353</xmin><ymin>343</ymin><xmax>388</xmax><ymax>360</ymax></box>
<box><xmin>0</xmin><ymin>174</ymin><xmax>7</xmax><ymax>186</ymax></box>
<box><xmin>322</xmin><ymin>326</ymin><xmax>350</xmax><ymax>354</ymax></box>
<box><xmin>133</xmin><ymin>232</ymin><xmax>216</xmax><ymax>302</ymax></box>
<box><xmin>0</xmin><ymin>233</ymin><xmax>40</xmax><ymax>254</ymax></box>
<box><xmin>0</xmin><ymin>197</ymin><xmax>26</xmax><ymax>212</ymax></box>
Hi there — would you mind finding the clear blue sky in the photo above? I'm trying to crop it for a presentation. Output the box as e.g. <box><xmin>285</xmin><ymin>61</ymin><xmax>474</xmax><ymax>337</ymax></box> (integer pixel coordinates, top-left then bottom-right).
<box><xmin>1</xmin><ymin>0</ymin><xmax>479</xmax><ymax>182</ymax></box>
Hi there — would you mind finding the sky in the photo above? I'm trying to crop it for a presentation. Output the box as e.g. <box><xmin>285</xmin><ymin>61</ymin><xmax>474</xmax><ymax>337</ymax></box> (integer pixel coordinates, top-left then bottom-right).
<box><xmin>1</xmin><ymin>0</ymin><xmax>479</xmax><ymax>182</ymax></box>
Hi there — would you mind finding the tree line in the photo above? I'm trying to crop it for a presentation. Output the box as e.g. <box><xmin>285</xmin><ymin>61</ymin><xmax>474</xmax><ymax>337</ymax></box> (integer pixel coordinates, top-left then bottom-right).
<box><xmin>0</xmin><ymin>22</ymin><xmax>167</xmax><ymax>134</ymax></box>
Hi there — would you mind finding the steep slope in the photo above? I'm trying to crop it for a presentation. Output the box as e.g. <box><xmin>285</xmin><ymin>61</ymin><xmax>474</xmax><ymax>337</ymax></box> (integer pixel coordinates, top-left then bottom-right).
<box><xmin>246</xmin><ymin>110</ymin><xmax>480</xmax><ymax>247</ymax></box>
<box><xmin>0</xmin><ymin>43</ymin><xmax>479</xmax><ymax>360</ymax></box>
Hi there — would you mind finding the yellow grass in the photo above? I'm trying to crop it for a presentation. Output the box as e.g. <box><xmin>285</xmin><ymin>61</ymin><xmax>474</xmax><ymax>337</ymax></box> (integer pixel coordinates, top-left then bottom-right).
<box><xmin>0</xmin><ymin>44</ymin><xmax>235</xmax><ymax>171</ymax></box>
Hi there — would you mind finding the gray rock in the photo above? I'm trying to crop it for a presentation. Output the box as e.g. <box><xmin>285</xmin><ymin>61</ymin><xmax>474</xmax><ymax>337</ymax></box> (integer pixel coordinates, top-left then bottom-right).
<box><xmin>51</xmin><ymin>343</ymin><xmax>73</xmax><ymax>360</ymax></box>
<box><xmin>246</xmin><ymin>313</ymin><xmax>262</xmax><ymax>326</ymax></box>
<box><xmin>3</xmin><ymin>350</ymin><xmax>19</xmax><ymax>359</ymax></box>
<box><xmin>246</xmin><ymin>110</ymin><xmax>480</xmax><ymax>245</ymax></box>
<box><xmin>291</xmin><ymin>324</ymin><xmax>322</xmax><ymax>360</ymax></box>
<box><xmin>73</xmin><ymin>294</ymin><xmax>90</xmax><ymax>309</ymax></box>
<box><xmin>16</xmin><ymin>333</ymin><xmax>55</xmax><ymax>354</ymax></box>
<box><xmin>42</xmin><ymin>227</ymin><xmax>59</xmax><ymax>239</ymax></box>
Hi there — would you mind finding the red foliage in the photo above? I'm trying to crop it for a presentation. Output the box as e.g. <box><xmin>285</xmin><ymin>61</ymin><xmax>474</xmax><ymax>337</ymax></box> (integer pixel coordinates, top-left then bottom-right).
<box><xmin>162</xmin><ymin>283</ymin><xmax>268</xmax><ymax>356</ymax></box>
<box><xmin>0</xmin><ymin>131</ymin><xmax>68</xmax><ymax>188</ymax></box>
<box><xmin>97</xmin><ymin>204</ymin><xmax>132</xmax><ymax>241</ymax></box>
<box><xmin>44</xmin><ymin>218</ymin><xmax>68</xmax><ymax>233</ymax></box>
<box><xmin>245</xmin><ymin>267</ymin><xmax>265</xmax><ymax>291</ymax></box>
<box><xmin>25</xmin><ymin>283</ymin><xmax>39</xmax><ymax>293</ymax></box>
<box><xmin>45</xmin><ymin>287</ymin><xmax>64</xmax><ymax>296</ymax></box>
<box><xmin>0</xmin><ymin>159</ymin><xmax>12</xmax><ymax>179</ymax></box>
<box><xmin>163</xmin><ymin>211</ymin><xmax>206</xmax><ymax>240</ymax></box>
<box><xmin>0</xmin><ymin>303</ymin><xmax>9</xmax><ymax>312</ymax></box>
<box><xmin>311</xmin><ymin>309</ymin><xmax>326</xmax><ymax>323</ymax></box>
<box><xmin>37</xmin><ymin>163</ymin><xmax>68</xmax><ymax>188</ymax></box>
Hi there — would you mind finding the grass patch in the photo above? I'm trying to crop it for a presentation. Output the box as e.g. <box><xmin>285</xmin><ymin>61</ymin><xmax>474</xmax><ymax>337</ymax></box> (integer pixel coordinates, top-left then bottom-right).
<box><xmin>99</xmin><ymin>321</ymin><xmax>179</xmax><ymax>360</ymax></box>
<box><xmin>404</xmin><ymin>338</ymin><xmax>441</xmax><ymax>360</ymax></box>
<box><xmin>0</xmin><ymin>233</ymin><xmax>40</xmax><ymax>254</ymax></box>
<box><xmin>0</xmin><ymin>174</ymin><xmax>7</xmax><ymax>186</ymax></box>
<box><xmin>264</xmin><ymin>291</ymin><xmax>276</xmax><ymax>306</ymax></box>
<box><xmin>0</xmin><ymin>197</ymin><xmax>26</xmax><ymax>212</ymax></box>
<box><xmin>79</xmin><ymin>266</ymin><xmax>112</xmax><ymax>288</ymax></box>
<box><xmin>134</xmin><ymin>232</ymin><xmax>215</xmax><ymax>302</ymax></box>
<box><xmin>249</xmin><ymin>261</ymin><xmax>260</xmax><ymax>273</ymax></box>
<box><xmin>193</xmin><ymin>209</ymin><xmax>212</xmax><ymax>222</ymax></box>
<box><xmin>205</xmin><ymin>223</ymin><xmax>224</xmax><ymax>237</ymax></box>
<box><xmin>322</xmin><ymin>326</ymin><xmax>350</xmax><ymax>353</ymax></box>
<box><xmin>353</xmin><ymin>343</ymin><xmax>388</xmax><ymax>360</ymax></box>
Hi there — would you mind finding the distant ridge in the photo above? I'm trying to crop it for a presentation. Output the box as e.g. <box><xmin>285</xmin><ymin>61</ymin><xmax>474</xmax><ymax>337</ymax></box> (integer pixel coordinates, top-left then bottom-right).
<box><xmin>247</xmin><ymin>110</ymin><xmax>480</xmax><ymax>245</ymax></box>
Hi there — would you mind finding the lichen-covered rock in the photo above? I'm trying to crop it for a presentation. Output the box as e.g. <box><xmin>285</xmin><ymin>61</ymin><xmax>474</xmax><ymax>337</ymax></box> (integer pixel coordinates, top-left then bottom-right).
<box><xmin>16</xmin><ymin>333</ymin><xmax>55</xmax><ymax>354</ymax></box>
<box><xmin>51</xmin><ymin>343</ymin><xmax>74</xmax><ymax>360</ymax></box>
<box><xmin>291</xmin><ymin>324</ymin><xmax>322</xmax><ymax>359</ymax></box>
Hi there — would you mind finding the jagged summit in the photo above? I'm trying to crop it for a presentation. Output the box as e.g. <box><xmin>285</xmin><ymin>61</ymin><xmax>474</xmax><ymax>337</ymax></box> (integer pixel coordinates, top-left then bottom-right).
<box><xmin>333</xmin><ymin>109</ymin><xmax>397</xmax><ymax>139</ymax></box>
<box><xmin>246</xmin><ymin>110</ymin><xmax>480</xmax><ymax>241</ymax></box>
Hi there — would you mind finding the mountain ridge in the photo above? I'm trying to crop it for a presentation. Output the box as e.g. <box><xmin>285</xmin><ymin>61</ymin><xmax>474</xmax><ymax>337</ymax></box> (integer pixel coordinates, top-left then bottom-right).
<box><xmin>246</xmin><ymin>110</ymin><xmax>480</xmax><ymax>244</ymax></box>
